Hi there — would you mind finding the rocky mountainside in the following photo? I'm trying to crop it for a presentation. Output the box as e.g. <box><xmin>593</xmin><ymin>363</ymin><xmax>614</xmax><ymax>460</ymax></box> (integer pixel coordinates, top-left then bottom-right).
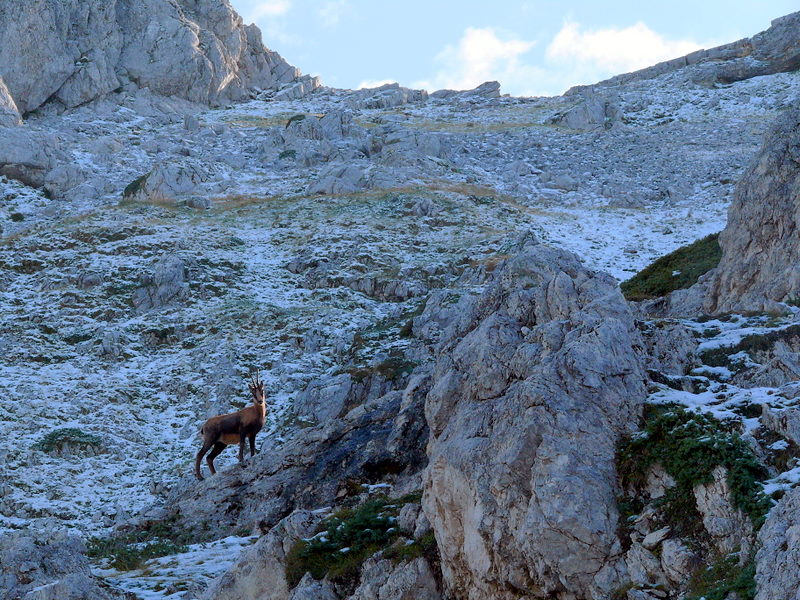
<box><xmin>2</xmin><ymin>4</ymin><xmax>800</xmax><ymax>600</ymax></box>
<box><xmin>0</xmin><ymin>0</ymin><xmax>315</xmax><ymax>116</ymax></box>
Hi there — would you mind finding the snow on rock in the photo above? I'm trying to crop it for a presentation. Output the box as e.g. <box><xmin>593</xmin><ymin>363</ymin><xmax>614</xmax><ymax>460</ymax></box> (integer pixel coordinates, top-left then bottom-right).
<box><xmin>0</xmin><ymin>0</ymin><xmax>308</xmax><ymax>114</ymax></box>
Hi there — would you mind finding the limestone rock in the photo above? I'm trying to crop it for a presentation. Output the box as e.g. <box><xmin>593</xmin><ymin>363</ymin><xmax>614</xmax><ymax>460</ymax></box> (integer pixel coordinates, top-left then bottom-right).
<box><xmin>659</xmin><ymin>540</ymin><xmax>699</xmax><ymax>586</ymax></box>
<box><xmin>755</xmin><ymin>487</ymin><xmax>800</xmax><ymax>600</ymax></box>
<box><xmin>293</xmin><ymin>373</ymin><xmax>352</xmax><ymax>423</ymax></box>
<box><xmin>762</xmin><ymin>404</ymin><xmax>800</xmax><ymax>446</ymax></box>
<box><xmin>287</xmin><ymin>573</ymin><xmax>338</xmax><ymax>600</ymax></box>
<box><xmin>348</xmin><ymin>83</ymin><xmax>428</xmax><ymax>110</ymax></box>
<box><xmin>202</xmin><ymin>510</ymin><xmax>325</xmax><ymax>600</ymax></box>
<box><xmin>422</xmin><ymin>234</ymin><xmax>647</xmax><ymax>599</ymax></box>
<box><xmin>692</xmin><ymin>466</ymin><xmax>753</xmax><ymax>554</ymax></box>
<box><xmin>550</xmin><ymin>93</ymin><xmax>621</xmax><ymax>131</ymax></box>
<box><xmin>625</xmin><ymin>542</ymin><xmax>667</xmax><ymax>588</ymax></box>
<box><xmin>132</xmin><ymin>253</ymin><xmax>190</xmax><ymax>313</ymax></box>
<box><xmin>0</xmin><ymin>129</ymin><xmax>65</xmax><ymax>189</ymax></box>
<box><xmin>0</xmin><ymin>530</ymin><xmax>134</xmax><ymax>600</ymax></box>
<box><xmin>307</xmin><ymin>163</ymin><xmax>371</xmax><ymax>195</ymax></box>
<box><xmin>347</xmin><ymin>556</ymin><xmax>440</xmax><ymax>600</ymax></box>
<box><xmin>430</xmin><ymin>81</ymin><xmax>501</xmax><ymax>100</ymax></box>
<box><xmin>0</xmin><ymin>75</ymin><xmax>21</xmax><ymax>126</ymax></box>
<box><xmin>700</xmin><ymin>107</ymin><xmax>800</xmax><ymax>313</ymax></box>
<box><xmin>123</xmin><ymin>159</ymin><xmax>227</xmax><ymax>205</ymax></box>
<box><xmin>0</xmin><ymin>0</ymin><xmax>307</xmax><ymax>114</ymax></box>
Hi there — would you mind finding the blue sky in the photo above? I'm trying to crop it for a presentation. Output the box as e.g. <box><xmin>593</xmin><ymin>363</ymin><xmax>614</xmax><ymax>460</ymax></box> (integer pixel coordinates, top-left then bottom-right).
<box><xmin>230</xmin><ymin>1</ymin><xmax>798</xmax><ymax>96</ymax></box>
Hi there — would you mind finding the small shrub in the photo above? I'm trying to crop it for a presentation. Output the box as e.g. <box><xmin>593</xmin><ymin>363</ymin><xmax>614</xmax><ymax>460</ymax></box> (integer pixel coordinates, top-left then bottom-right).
<box><xmin>620</xmin><ymin>233</ymin><xmax>721</xmax><ymax>301</ymax></box>
<box><xmin>384</xmin><ymin>531</ymin><xmax>436</xmax><ymax>563</ymax></box>
<box><xmin>618</xmin><ymin>404</ymin><xmax>771</xmax><ymax>533</ymax></box>
<box><xmin>285</xmin><ymin>495</ymin><xmax>419</xmax><ymax>586</ymax></box>
<box><xmin>33</xmin><ymin>428</ymin><xmax>102</xmax><ymax>454</ymax></box>
<box><xmin>687</xmin><ymin>555</ymin><xmax>756</xmax><ymax>600</ymax></box>
<box><xmin>9</xmin><ymin>212</ymin><xmax>24</xmax><ymax>222</ymax></box>
<box><xmin>87</xmin><ymin>517</ymin><xmax>194</xmax><ymax>571</ymax></box>
<box><xmin>279</xmin><ymin>149</ymin><xmax>297</xmax><ymax>160</ymax></box>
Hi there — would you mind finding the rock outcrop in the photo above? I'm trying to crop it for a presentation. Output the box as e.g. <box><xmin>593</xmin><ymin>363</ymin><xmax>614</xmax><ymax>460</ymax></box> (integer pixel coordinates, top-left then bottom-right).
<box><xmin>0</xmin><ymin>0</ymin><xmax>307</xmax><ymax>115</ymax></box>
<box><xmin>158</xmin><ymin>373</ymin><xmax>430</xmax><ymax>537</ymax></box>
<box><xmin>570</xmin><ymin>11</ymin><xmax>800</xmax><ymax>93</ymax></box>
<box><xmin>0</xmin><ymin>76</ymin><xmax>20</xmax><ymax>127</ymax></box>
<box><xmin>0</xmin><ymin>529</ymin><xmax>134</xmax><ymax>600</ymax></box>
<box><xmin>698</xmin><ymin>106</ymin><xmax>800</xmax><ymax>314</ymax></box>
<box><xmin>202</xmin><ymin>510</ymin><xmax>325</xmax><ymax>600</ymax></box>
<box><xmin>755</xmin><ymin>487</ymin><xmax>800</xmax><ymax>600</ymax></box>
<box><xmin>421</xmin><ymin>234</ymin><xmax>647</xmax><ymax>599</ymax></box>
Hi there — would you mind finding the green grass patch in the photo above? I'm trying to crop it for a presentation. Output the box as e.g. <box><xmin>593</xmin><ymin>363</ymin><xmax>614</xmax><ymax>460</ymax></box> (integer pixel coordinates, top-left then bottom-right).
<box><xmin>618</xmin><ymin>404</ymin><xmax>771</xmax><ymax>534</ymax></box>
<box><xmin>687</xmin><ymin>555</ymin><xmax>755</xmax><ymax>600</ymax></box>
<box><xmin>33</xmin><ymin>428</ymin><xmax>102</xmax><ymax>454</ymax></box>
<box><xmin>700</xmin><ymin>324</ymin><xmax>800</xmax><ymax>368</ymax></box>
<box><xmin>620</xmin><ymin>233</ymin><xmax>721</xmax><ymax>301</ymax></box>
<box><xmin>285</xmin><ymin>494</ymin><xmax>420</xmax><ymax>587</ymax></box>
<box><xmin>87</xmin><ymin>517</ymin><xmax>194</xmax><ymax>571</ymax></box>
<box><xmin>383</xmin><ymin>531</ymin><xmax>436</xmax><ymax>563</ymax></box>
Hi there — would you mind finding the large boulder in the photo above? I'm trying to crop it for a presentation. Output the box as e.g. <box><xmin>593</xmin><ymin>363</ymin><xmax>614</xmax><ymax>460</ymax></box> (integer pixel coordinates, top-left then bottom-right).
<box><xmin>0</xmin><ymin>75</ymin><xmax>21</xmax><ymax>126</ymax></box>
<box><xmin>0</xmin><ymin>530</ymin><xmax>134</xmax><ymax>600</ymax></box>
<box><xmin>202</xmin><ymin>510</ymin><xmax>324</xmax><ymax>600</ymax></box>
<box><xmin>421</xmin><ymin>234</ymin><xmax>647</xmax><ymax>600</ymax></box>
<box><xmin>701</xmin><ymin>107</ymin><xmax>800</xmax><ymax>314</ymax></box>
<box><xmin>0</xmin><ymin>0</ymin><xmax>306</xmax><ymax>114</ymax></box>
<box><xmin>0</xmin><ymin>129</ymin><xmax>65</xmax><ymax>188</ymax></box>
<box><xmin>755</xmin><ymin>487</ymin><xmax>800</xmax><ymax>600</ymax></box>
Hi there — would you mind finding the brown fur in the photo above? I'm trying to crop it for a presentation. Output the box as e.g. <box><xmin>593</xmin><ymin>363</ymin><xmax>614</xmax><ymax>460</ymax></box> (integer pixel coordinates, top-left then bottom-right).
<box><xmin>195</xmin><ymin>373</ymin><xmax>267</xmax><ymax>481</ymax></box>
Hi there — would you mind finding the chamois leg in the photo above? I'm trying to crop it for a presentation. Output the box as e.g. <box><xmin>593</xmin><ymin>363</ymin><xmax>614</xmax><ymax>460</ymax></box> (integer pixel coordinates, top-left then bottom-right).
<box><xmin>195</xmin><ymin>441</ymin><xmax>213</xmax><ymax>481</ymax></box>
<box><xmin>206</xmin><ymin>442</ymin><xmax>226</xmax><ymax>475</ymax></box>
<box><xmin>238</xmin><ymin>434</ymin><xmax>246</xmax><ymax>465</ymax></box>
<box><xmin>248</xmin><ymin>434</ymin><xmax>256</xmax><ymax>457</ymax></box>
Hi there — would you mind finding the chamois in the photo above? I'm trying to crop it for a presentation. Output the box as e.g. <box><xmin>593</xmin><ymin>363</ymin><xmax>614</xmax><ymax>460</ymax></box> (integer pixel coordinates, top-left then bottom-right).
<box><xmin>195</xmin><ymin>372</ymin><xmax>267</xmax><ymax>481</ymax></box>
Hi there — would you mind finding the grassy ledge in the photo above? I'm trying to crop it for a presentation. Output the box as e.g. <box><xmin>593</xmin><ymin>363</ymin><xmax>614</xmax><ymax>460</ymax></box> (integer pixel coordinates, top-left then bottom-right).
<box><xmin>617</xmin><ymin>404</ymin><xmax>771</xmax><ymax>534</ymax></box>
<box><xmin>620</xmin><ymin>233</ymin><xmax>721</xmax><ymax>301</ymax></box>
<box><xmin>285</xmin><ymin>493</ymin><xmax>422</xmax><ymax>587</ymax></box>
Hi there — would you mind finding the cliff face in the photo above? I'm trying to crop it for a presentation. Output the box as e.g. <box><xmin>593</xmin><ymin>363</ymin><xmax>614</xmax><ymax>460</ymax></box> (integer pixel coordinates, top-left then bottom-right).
<box><xmin>421</xmin><ymin>236</ymin><xmax>647</xmax><ymax>599</ymax></box>
<box><xmin>701</xmin><ymin>107</ymin><xmax>800</xmax><ymax>314</ymax></box>
<box><xmin>0</xmin><ymin>0</ymin><xmax>303</xmax><ymax>114</ymax></box>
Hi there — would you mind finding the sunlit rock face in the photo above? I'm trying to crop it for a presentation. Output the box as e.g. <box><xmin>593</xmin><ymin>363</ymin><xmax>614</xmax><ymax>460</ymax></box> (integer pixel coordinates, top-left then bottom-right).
<box><xmin>0</xmin><ymin>0</ymin><xmax>304</xmax><ymax>115</ymax></box>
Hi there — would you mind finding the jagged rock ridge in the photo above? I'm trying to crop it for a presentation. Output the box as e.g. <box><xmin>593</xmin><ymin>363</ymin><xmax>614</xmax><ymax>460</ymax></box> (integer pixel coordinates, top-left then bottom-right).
<box><xmin>0</xmin><ymin>0</ymin><xmax>311</xmax><ymax>115</ymax></box>
<box><xmin>570</xmin><ymin>11</ymin><xmax>800</xmax><ymax>93</ymax></box>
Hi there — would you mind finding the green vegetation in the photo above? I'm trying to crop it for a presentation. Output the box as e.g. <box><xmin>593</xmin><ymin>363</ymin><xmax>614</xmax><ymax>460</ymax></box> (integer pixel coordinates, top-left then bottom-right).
<box><xmin>285</xmin><ymin>494</ymin><xmax>420</xmax><ymax>586</ymax></box>
<box><xmin>87</xmin><ymin>517</ymin><xmax>194</xmax><ymax>570</ymax></box>
<box><xmin>384</xmin><ymin>531</ymin><xmax>436</xmax><ymax>563</ymax></box>
<box><xmin>618</xmin><ymin>404</ymin><xmax>771</xmax><ymax>534</ymax></box>
<box><xmin>700</xmin><ymin>324</ymin><xmax>800</xmax><ymax>368</ymax></box>
<box><xmin>620</xmin><ymin>233</ymin><xmax>721</xmax><ymax>301</ymax></box>
<box><xmin>687</xmin><ymin>555</ymin><xmax>756</xmax><ymax>600</ymax></box>
<box><xmin>279</xmin><ymin>149</ymin><xmax>297</xmax><ymax>160</ymax></box>
<box><xmin>33</xmin><ymin>428</ymin><xmax>102</xmax><ymax>454</ymax></box>
<box><xmin>122</xmin><ymin>174</ymin><xmax>148</xmax><ymax>200</ymax></box>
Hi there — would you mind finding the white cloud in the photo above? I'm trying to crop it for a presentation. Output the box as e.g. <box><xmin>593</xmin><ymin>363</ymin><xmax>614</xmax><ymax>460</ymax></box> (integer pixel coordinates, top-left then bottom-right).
<box><xmin>357</xmin><ymin>79</ymin><xmax>397</xmax><ymax>89</ymax></box>
<box><xmin>546</xmin><ymin>21</ymin><xmax>704</xmax><ymax>74</ymax></box>
<box><xmin>417</xmin><ymin>21</ymin><xmax>713</xmax><ymax>98</ymax></box>
<box><xmin>420</xmin><ymin>27</ymin><xmax>540</xmax><ymax>93</ymax></box>
<box><xmin>318</xmin><ymin>0</ymin><xmax>352</xmax><ymax>28</ymax></box>
<box><xmin>249</xmin><ymin>0</ymin><xmax>291</xmax><ymax>20</ymax></box>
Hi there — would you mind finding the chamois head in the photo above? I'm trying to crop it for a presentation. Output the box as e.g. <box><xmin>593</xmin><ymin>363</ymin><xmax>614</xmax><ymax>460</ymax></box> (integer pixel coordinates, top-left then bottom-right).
<box><xmin>248</xmin><ymin>371</ymin><xmax>265</xmax><ymax>406</ymax></box>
